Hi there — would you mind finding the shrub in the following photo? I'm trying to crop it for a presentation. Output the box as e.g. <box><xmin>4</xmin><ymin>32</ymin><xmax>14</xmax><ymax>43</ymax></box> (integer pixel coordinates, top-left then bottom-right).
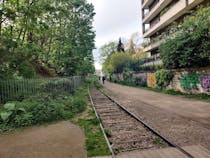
<box><xmin>155</xmin><ymin>69</ymin><xmax>174</xmax><ymax>88</ymax></box>
<box><xmin>134</xmin><ymin>77</ymin><xmax>147</xmax><ymax>87</ymax></box>
<box><xmin>122</xmin><ymin>68</ymin><xmax>133</xmax><ymax>81</ymax></box>
<box><xmin>41</xmin><ymin>78</ymin><xmax>73</xmax><ymax>93</ymax></box>
<box><xmin>0</xmin><ymin>88</ymin><xmax>87</xmax><ymax>131</ymax></box>
<box><xmin>102</xmin><ymin>52</ymin><xmax>132</xmax><ymax>74</ymax></box>
<box><xmin>85</xmin><ymin>77</ymin><xmax>102</xmax><ymax>89</ymax></box>
<box><xmin>160</xmin><ymin>6</ymin><xmax>210</xmax><ymax>69</ymax></box>
<box><xmin>71</xmin><ymin>97</ymin><xmax>86</xmax><ymax>113</ymax></box>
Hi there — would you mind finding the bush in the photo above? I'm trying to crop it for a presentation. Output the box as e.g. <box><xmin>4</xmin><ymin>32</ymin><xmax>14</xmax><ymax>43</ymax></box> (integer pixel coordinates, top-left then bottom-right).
<box><xmin>134</xmin><ymin>77</ymin><xmax>147</xmax><ymax>87</ymax></box>
<box><xmin>102</xmin><ymin>52</ymin><xmax>132</xmax><ymax>74</ymax></box>
<box><xmin>155</xmin><ymin>69</ymin><xmax>174</xmax><ymax>88</ymax></box>
<box><xmin>41</xmin><ymin>78</ymin><xmax>73</xmax><ymax>93</ymax></box>
<box><xmin>85</xmin><ymin>77</ymin><xmax>102</xmax><ymax>89</ymax></box>
<box><xmin>71</xmin><ymin>97</ymin><xmax>86</xmax><ymax>113</ymax></box>
<box><xmin>0</xmin><ymin>88</ymin><xmax>87</xmax><ymax>131</ymax></box>
<box><xmin>160</xmin><ymin>6</ymin><xmax>210</xmax><ymax>69</ymax></box>
<box><xmin>122</xmin><ymin>68</ymin><xmax>133</xmax><ymax>81</ymax></box>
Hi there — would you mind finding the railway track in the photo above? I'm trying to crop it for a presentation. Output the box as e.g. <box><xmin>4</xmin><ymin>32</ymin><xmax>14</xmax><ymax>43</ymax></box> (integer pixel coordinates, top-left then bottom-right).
<box><xmin>89</xmin><ymin>88</ymin><xmax>195</xmax><ymax>158</ymax></box>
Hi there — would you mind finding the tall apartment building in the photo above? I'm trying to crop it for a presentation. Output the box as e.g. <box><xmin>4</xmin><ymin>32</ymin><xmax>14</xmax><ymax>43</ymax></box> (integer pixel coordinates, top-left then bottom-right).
<box><xmin>141</xmin><ymin>0</ymin><xmax>209</xmax><ymax>58</ymax></box>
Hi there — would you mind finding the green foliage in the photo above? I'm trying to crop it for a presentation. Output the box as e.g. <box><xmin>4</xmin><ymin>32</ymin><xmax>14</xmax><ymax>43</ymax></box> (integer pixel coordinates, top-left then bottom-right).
<box><xmin>102</xmin><ymin>52</ymin><xmax>132</xmax><ymax>74</ymax></box>
<box><xmin>104</xmin><ymin>129</ymin><xmax>112</xmax><ymax>138</ymax></box>
<box><xmin>71</xmin><ymin>97</ymin><xmax>86</xmax><ymax>113</ymax></box>
<box><xmin>0</xmin><ymin>0</ymin><xmax>95</xmax><ymax>78</ymax></box>
<box><xmin>41</xmin><ymin>78</ymin><xmax>73</xmax><ymax>93</ymax></box>
<box><xmin>0</xmin><ymin>103</ymin><xmax>26</xmax><ymax>123</ymax></box>
<box><xmin>0</xmin><ymin>88</ymin><xmax>87</xmax><ymax>132</ymax></box>
<box><xmin>122</xmin><ymin>68</ymin><xmax>133</xmax><ymax>81</ymax></box>
<box><xmin>153</xmin><ymin>137</ymin><xmax>166</xmax><ymax>147</ymax></box>
<box><xmin>160</xmin><ymin>6</ymin><xmax>210</xmax><ymax>69</ymax></box>
<box><xmin>75</xmin><ymin>110</ymin><xmax>110</xmax><ymax>157</ymax></box>
<box><xmin>85</xmin><ymin>77</ymin><xmax>102</xmax><ymax>89</ymax></box>
<box><xmin>155</xmin><ymin>69</ymin><xmax>174</xmax><ymax>88</ymax></box>
<box><xmin>99</xmin><ymin>41</ymin><xmax>117</xmax><ymax>63</ymax></box>
<box><xmin>134</xmin><ymin>77</ymin><xmax>147</xmax><ymax>87</ymax></box>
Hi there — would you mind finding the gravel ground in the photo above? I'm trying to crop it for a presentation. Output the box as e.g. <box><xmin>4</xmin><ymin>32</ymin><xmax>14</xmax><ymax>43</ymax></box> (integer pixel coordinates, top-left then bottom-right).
<box><xmin>91</xmin><ymin>88</ymin><xmax>168</xmax><ymax>153</ymax></box>
<box><xmin>103</xmin><ymin>82</ymin><xmax>210</xmax><ymax>150</ymax></box>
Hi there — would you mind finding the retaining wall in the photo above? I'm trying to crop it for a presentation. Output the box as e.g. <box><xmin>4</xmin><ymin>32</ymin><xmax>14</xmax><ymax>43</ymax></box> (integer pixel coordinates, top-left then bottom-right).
<box><xmin>112</xmin><ymin>66</ymin><xmax>210</xmax><ymax>95</ymax></box>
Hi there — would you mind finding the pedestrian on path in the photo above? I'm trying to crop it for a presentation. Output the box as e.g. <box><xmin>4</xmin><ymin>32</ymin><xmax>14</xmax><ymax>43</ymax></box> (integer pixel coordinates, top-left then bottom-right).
<box><xmin>102</xmin><ymin>76</ymin><xmax>106</xmax><ymax>84</ymax></box>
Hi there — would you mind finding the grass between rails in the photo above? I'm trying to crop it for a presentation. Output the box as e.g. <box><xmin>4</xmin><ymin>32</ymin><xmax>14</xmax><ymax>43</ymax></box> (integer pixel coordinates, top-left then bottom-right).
<box><xmin>73</xmin><ymin>108</ymin><xmax>110</xmax><ymax>157</ymax></box>
<box><xmin>72</xmin><ymin>83</ymin><xmax>110</xmax><ymax>157</ymax></box>
<box><xmin>109</xmin><ymin>80</ymin><xmax>210</xmax><ymax>103</ymax></box>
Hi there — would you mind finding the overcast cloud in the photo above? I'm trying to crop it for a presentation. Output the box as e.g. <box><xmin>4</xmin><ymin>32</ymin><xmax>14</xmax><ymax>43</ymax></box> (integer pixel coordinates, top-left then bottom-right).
<box><xmin>87</xmin><ymin>0</ymin><xmax>142</xmax><ymax>69</ymax></box>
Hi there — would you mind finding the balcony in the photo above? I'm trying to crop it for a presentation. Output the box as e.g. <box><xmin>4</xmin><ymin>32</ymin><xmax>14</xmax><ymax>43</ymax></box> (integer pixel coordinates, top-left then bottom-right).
<box><xmin>142</xmin><ymin>0</ymin><xmax>153</xmax><ymax>9</ymax></box>
<box><xmin>143</xmin><ymin>0</ymin><xmax>205</xmax><ymax>38</ymax></box>
<box><xmin>143</xmin><ymin>39</ymin><xmax>164</xmax><ymax>52</ymax></box>
<box><xmin>141</xmin><ymin>56</ymin><xmax>162</xmax><ymax>66</ymax></box>
<box><xmin>143</xmin><ymin>0</ymin><xmax>173</xmax><ymax>24</ymax></box>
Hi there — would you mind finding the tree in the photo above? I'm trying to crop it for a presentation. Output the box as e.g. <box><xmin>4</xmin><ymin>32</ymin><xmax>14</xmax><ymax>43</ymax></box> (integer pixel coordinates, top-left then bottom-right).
<box><xmin>99</xmin><ymin>41</ymin><xmax>117</xmax><ymax>63</ymax></box>
<box><xmin>117</xmin><ymin>38</ymin><xmax>125</xmax><ymax>52</ymax></box>
<box><xmin>102</xmin><ymin>52</ymin><xmax>132</xmax><ymax>74</ymax></box>
<box><xmin>160</xmin><ymin>6</ymin><xmax>210</xmax><ymax>69</ymax></box>
<box><xmin>0</xmin><ymin>0</ymin><xmax>95</xmax><ymax>78</ymax></box>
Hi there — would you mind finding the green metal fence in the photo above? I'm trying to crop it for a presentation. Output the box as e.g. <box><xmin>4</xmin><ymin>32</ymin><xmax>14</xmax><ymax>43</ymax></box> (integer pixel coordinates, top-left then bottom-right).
<box><xmin>0</xmin><ymin>76</ymin><xmax>83</xmax><ymax>104</ymax></box>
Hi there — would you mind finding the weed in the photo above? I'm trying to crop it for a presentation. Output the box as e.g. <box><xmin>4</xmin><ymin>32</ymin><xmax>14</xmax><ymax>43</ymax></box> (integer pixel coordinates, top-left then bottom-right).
<box><xmin>74</xmin><ymin>107</ymin><xmax>110</xmax><ymax>157</ymax></box>
<box><xmin>153</xmin><ymin>137</ymin><xmax>167</xmax><ymax>147</ymax></box>
<box><xmin>104</xmin><ymin>129</ymin><xmax>112</xmax><ymax>138</ymax></box>
<box><xmin>0</xmin><ymin>87</ymin><xmax>87</xmax><ymax>132</ymax></box>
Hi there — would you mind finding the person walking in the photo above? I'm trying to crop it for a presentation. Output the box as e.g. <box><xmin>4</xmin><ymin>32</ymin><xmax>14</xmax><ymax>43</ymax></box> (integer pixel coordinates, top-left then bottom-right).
<box><xmin>102</xmin><ymin>76</ymin><xmax>106</xmax><ymax>84</ymax></box>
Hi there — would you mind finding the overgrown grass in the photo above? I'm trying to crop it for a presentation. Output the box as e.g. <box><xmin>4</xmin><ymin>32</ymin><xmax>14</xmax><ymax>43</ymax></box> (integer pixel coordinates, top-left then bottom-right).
<box><xmin>85</xmin><ymin>77</ymin><xmax>102</xmax><ymax>89</ymax></box>
<box><xmin>0</xmin><ymin>87</ymin><xmax>87</xmax><ymax>132</ymax></box>
<box><xmin>109</xmin><ymin>79</ymin><xmax>210</xmax><ymax>102</ymax></box>
<box><xmin>73</xmin><ymin>103</ymin><xmax>110</xmax><ymax>157</ymax></box>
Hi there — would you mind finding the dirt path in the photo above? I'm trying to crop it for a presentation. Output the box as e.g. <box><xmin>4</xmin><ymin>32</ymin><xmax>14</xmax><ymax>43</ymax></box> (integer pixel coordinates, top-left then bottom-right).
<box><xmin>0</xmin><ymin>121</ymin><xmax>86</xmax><ymax>158</ymax></box>
<box><xmin>103</xmin><ymin>82</ymin><xmax>210</xmax><ymax>150</ymax></box>
<box><xmin>104</xmin><ymin>82</ymin><xmax>210</xmax><ymax>128</ymax></box>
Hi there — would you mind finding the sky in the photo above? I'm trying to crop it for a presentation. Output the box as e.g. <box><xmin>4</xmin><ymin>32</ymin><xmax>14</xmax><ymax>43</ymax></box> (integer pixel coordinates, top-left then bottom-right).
<box><xmin>87</xmin><ymin>0</ymin><xmax>142</xmax><ymax>70</ymax></box>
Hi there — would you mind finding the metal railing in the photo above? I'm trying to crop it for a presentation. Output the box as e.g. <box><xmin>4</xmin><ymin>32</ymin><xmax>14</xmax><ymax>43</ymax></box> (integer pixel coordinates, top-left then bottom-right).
<box><xmin>0</xmin><ymin>76</ymin><xmax>83</xmax><ymax>104</ymax></box>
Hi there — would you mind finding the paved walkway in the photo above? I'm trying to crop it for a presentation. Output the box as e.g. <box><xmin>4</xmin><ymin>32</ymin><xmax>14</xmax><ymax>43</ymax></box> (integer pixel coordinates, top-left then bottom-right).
<box><xmin>0</xmin><ymin>121</ymin><xmax>86</xmax><ymax>158</ymax></box>
<box><xmin>103</xmin><ymin>82</ymin><xmax>210</xmax><ymax>149</ymax></box>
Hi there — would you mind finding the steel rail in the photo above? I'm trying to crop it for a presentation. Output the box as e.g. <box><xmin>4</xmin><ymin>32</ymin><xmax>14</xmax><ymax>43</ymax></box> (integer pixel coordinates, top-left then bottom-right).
<box><xmin>99</xmin><ymin>89</ymin><xmax>195</xmax><ymax>158</ymax></box>
<box><xmin>88</xmin><ymin>87</ymin><xmax>116</xmax><ymax>158</ymax></box>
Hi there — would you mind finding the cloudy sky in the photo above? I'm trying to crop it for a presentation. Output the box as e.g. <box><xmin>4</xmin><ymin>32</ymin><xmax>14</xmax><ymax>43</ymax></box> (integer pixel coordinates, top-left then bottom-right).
<box><xmin>87</xmin><ymin>0</ymin><xmax>142</xmax><ymax>70</ymax></box>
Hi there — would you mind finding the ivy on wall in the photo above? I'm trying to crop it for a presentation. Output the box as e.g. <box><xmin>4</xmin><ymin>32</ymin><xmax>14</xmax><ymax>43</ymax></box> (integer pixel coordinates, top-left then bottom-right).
<box><xmin>155</xmin><ymin>69</ymin><xmax>174</xmax><ymax>88</ymax></box>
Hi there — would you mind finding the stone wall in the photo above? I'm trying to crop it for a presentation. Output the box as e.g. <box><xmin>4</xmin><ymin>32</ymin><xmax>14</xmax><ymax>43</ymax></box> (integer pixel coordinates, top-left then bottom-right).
<box><xmin>169</xmin><ymin>67</ymin><xmax>210</xmax><ymax>94</ymax></box>
<box><xmin>112</xmin><ymin>66</ymin><xmax>210</xmax><ymax>95</ymax></box>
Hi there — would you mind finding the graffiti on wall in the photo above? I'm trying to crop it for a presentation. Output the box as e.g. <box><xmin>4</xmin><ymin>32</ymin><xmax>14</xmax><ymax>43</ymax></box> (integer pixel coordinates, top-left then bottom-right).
<box><xmin>148</xmin><ymin>73</ymin><xmax>155</xmax><ymax>88</ymax></box>
<box><xmin>202</xmin><ymin>75</ymin><xmax>210</xmax><ymax>92</ymax></box>
<box><xmin>180</xmin><ymin>72</ymin><xmax>200</xmax><ymax>90</ymax></box>
<box><xmin>134</xmin><ymin>75</ymin><xmax>147</xmax><ymax>87</ymax></box>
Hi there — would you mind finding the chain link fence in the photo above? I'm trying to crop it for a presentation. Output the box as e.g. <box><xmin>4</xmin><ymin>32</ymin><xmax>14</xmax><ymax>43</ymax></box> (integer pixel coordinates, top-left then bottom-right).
<box><xmin>0</xmin><ymin>76</ymin><xmax>83</xmax><ymax>104</ymax></box>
